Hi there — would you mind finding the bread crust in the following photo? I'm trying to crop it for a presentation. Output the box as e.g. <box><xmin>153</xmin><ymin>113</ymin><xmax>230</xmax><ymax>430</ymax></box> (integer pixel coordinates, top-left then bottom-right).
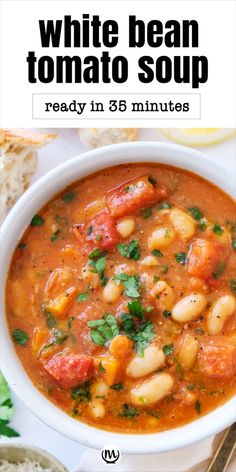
<box><xmin>0</xmin><ymin>129</ymin><xmax>57</xmax><ymax>151</ymax></box>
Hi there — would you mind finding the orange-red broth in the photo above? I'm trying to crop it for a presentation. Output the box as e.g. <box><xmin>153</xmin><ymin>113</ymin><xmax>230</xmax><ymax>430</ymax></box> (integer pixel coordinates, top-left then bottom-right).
<box><xmin>6</xmin><ymin>164</ymin><xmax>236</xmax><ymax>433</ymax></box>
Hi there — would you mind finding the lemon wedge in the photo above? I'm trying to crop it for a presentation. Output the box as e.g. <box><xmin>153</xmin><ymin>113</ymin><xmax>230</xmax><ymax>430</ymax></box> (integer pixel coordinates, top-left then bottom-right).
<box><xmin>160</xmin><ymin>128</ymin><xmax>236</xmax><ymax>146</ymax></box>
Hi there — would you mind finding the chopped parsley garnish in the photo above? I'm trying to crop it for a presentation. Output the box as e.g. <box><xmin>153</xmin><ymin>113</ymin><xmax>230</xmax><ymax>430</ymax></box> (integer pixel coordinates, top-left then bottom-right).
<box><xmin>140</xmin><ymin>207</ymin><xmax>152</xmax><ymax>219</ymax></box>
<box><xmin>98</xmin><ymin>362</ymin><xmax>106</xmax><ymax>373</ymax></box>
<box><xmin>110</xmin><ymin>383</ymin><xmax>124</xmax><ymax>391</ymax></box>
<box><xmin>153</xmin><ymin>275</ymin><xmax>160</xmax><ymax>283</ymax></box>
<box><xmin>151</xmin><ymin>249</ymin><xmax>163</xmax><ymax>257</ymax></box>
<box><xmin>71</xmin><ymin>381</ymin><xmax>91</xmax><ymax>402</ymax></box>
<box><xmin>158</xmin><ymin>201</ymin><xmax>172</xmax><ymax>210</ymax></box>
<box><xmin>133</xmin><ymin>321</ymin><xmax>156</xmax><ymax>357</ymax></box>
<box><xmin>199</xmin><ymin>218</ymin><xmax>207</xmax><ymax>231</ymax></box>
<box><xmin>50</xmin><ymin>229</ymin><xmax>60</xmax><ymax>242</ymax></box>
<box><xmin>212</xmin><ymin>261</ymin><xmax>226</xmax><ymax>279</ymax></box>
<box><xmin>0</xmin><ymin>421</ymin><xmax>20</xmax><ymax>438</ymax></box>
<box><xmin>30</xmin><ymin>214</ymin><xmax>45</xmax><ymax>227</ymax></box>
<box><xmin>120</xmin><ymin>313</ymin><xmax>136</xmax><ymax>335</ymax></box>
<box><xmin>77</xmin><ymin>292</ymin><xmax>89</xmax><ymax>302</ymax></box>
<box><xmin>127</xmin><ymin>300</ymin><xmax>144</xmax><ymax>319</ymax></box>
<box><xmin>114</xmin><ymin>273</ymin><xmax>140</xmax><ymax>298</ymax></box>
<box><xmin>88</xmin><ymin>250</ymin><xmax>107</xmax><ymax>286</ymax></box>
<box><xmin>12</xmin><ymin>329</ymin><xmax>29</xmax><ymax>346</ymax></box>
<box><xmin>186</xmin><ymin>384</ymin><xmax>196</xmax><ymax>391</ymax></box>
<box><xmin>87</xmin><ymin>225</ymin><xmax>93</xmax><ymax>236</ymax></box>
<box><xmin>125</xmin><ymin>184</ymin><xmax>136</xmax><ymax>193</ymax></box>
<box><xmin>188</xmin><ymin>207</ymin><xmax>203</xmax><ymax>221</ymax></box>
<box><xmin>18</xmin><ymin>242</ymin><xmax>26</xmax><ymax>251</ymax></box>
<box><xmin>195</xmin><ymin>399</ymin><xmax>201</xmax><ymax>414</ymax></box>
<box><xmin>116</xmin><ymin>240</ymin><xmax>141</xmax><ymax>261</ymax></box>
<box><xmin>163</xmin><ymin>343</ymin><xmax>174</xmax><ymax>356</ymax></box>
<box><xmin>174</xmin><ymin>357</ymin><xmax>182</xmax><ymax>380</ymax></box>
<box><xmin>45</xmin><ymin>312</ymin><xmax>57</xmax><ymax>328</ymax></box>
<box><xmin>175</xmin><ymin>252</ymin><xmax>187</xmax><ymax>265</ymax></box>
<box><xmin>68</xmin><ymin>316</ymin><xmax>74</xmax><ymax>330</ymax></box>
<box><xmin>212</xmin><ymin>223</ymin><xmax>224</xmax><ymax>235</ymax></box>
<box><xmin>120</xmin><ymin>403</ymin><xmax>139</xmax><ymax>419</ymax></box>
<box><xmin>42</xmin><ymin>329</ymin><xmax>69</xmax><ymax>351</ymax></box>
<box><xmin>229</xmin><ymin>279</ymin><xmax>236</xmax><ymax>294</ymax></box>
<box><xmin>62</xmin><ymin>191</ymin><xmax>75</xmax><ymax>202</ymax></box>
<box><xmin>163</xmin><ymin>309</ymin><xmax>171</xmax><ymax>318</ymax></box>
<box><xmin>0</xmin><ymin>372</ymin><xmax>20</xmax><ymax>438</ymax></box>
<box><xmin>88</xmin><ymin>314</ymin><xmax>119</xmax><ymax>346</ymax></box>
<box><xmin>148</xmin><ymin>175</ymin><xmax>157</xmax><ymax>187</ymax></box>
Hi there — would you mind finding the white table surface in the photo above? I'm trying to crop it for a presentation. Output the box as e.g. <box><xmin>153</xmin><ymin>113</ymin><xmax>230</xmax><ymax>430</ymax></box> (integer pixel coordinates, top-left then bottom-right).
<box><xmin>2</xmin><ymin>129</ymin><xmax>236</xmax><ymax>471</ymax></box>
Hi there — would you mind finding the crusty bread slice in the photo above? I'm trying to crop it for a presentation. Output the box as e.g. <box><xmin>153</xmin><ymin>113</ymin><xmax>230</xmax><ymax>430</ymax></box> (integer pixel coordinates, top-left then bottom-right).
<box><xmin>0</xmin><ymin>129</ymin><xmax>57</xmax><ymax>224</ymax></box>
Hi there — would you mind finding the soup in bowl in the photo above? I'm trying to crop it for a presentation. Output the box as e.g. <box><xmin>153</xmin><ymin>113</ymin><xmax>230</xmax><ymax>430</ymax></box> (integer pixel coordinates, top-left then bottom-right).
<box><xmin>1</xmin><ymin>142</ymin><xmax>236</xmax><ymax>452</ymax></box>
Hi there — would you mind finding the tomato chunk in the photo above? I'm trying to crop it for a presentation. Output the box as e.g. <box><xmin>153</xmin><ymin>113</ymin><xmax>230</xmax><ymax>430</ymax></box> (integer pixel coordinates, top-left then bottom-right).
<box><xmin>198</xmin><ymin>336</ymin><xmax>236</xmax><ymax>378</ymax></box>
<box><xmin>43</xmin><ymin>354</ymin><xmax>92</xmax><ymax>388</ymax></box>
<box><xmin>72</xmin><ymin>211</ymin><xmax>119</xmax><ymax>252</ymax></box>
<box><xmin>186</xmin><ymin>238</ymin><xmax>230</xmax><ymax>282</ymax></box>
<box><xmin>105</xmin><ymin>175</ymin><xmax>167</xmax><ymax>218</ymax></box>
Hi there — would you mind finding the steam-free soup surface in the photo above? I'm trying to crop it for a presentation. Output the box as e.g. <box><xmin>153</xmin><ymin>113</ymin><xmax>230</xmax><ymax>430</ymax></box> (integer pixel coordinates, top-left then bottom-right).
<box><xmin>6</xmin><ymin>164</ymin><xmax>236</xmax><ymax>433</ymax></box>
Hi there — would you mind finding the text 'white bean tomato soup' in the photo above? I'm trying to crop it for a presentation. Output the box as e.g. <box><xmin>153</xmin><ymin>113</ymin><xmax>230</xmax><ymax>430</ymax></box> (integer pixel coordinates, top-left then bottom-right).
<box><xmin>6</xmin><ymin>164</ymin><xmax>236</xmax><ymax>433</ymax></box>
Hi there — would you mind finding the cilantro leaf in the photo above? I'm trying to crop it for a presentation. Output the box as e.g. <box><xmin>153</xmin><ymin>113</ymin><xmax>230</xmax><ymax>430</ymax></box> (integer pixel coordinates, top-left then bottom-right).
<box><xmin>116</xmin><ymin>240</ymin><xmax>141</xmax><ymax>261</ymax></box>
<box><xmin>88</xmin><ymin>314</ymin><xmax>119</xmax><ymax>346</ymax></box>
<box><xmin>0</xmin><ymin>420</ymin><xmax>19</xmax><ymax>438</ymax></box>
<box><xmin>114</xmin><ymin>273</ymin><xmax>140</xmax><ymax>298</ymax></box>
<box><xmin>30</xmin><ymin>214</ymin><xmax>45</xmax><ymax>227</ymax></box>
<box><xmin>175</xmin><ymin>252</ymin><xmax>187</xmax><ymax>265</ymax></box>
<box><xmin>77</xmin><ymin>292</ymin><xmax>89</xmax><ymax>302</ymax></box>
<box><xmin>62</xmin><ymin>191</ymin><xmax>75</xmax><ymax>202</ymax></box>
<box><xmin>45</xmin><ymin>312</ymin><xmax>57</xmax><ymax>328</ymax></box>
<box><xmin>133</xmin><ymin>321</ymin><xmax>156</xmax><ymax>357</ymax></box>
<box><xmin>120</xmin><ymin>403</ymin><xmax>139</xmax><ymax>418</ymax></box>
<box><xmin>163</xmin><ymin>343</ymin><xmax>174</xmax><ymax>356</ymax></box>
<box><xmin>89</xmin><ymin>254</ymin><xmax>107</xmax><ymax>287</ymax></box>
<box><xmin>151</xmin><ymin>249</ymin><xmax>163</xmax><ymax>257</ymax></box>
<box><xmin>128</xmin><ymin>300</ymin><xmax>144</xmax><ymax>319</ymax></box>
<box><xmin>188</xmin><ymin>207</ymin><xmax>203</xmax><ymax>221</ymax></box>
<box><xmin>212</xmin><ymin>223</ymin><xmax>224</xmax><ymax>236</ymax></box>
<box><xmin>195</xmin><ymin>399</ymin><xmax>201</xmax><ymax>414</ymax></box>
<box><xmin>12</xmin><ymin>329</ymin><xmax>29</xmax><ymax>346</ymax></box>
<box><xmin>140</xmin><ymin>207</ymin><xmax>152</xmax><ymax>219</ymax></box>
<box><xmin>71</xmin><ymin>381</ymin><xmax>91</xmax><ymax>402</ymax></box>
<box><xmin>18</xmin><ymin>242</ymin><xmax>26</xmax><ymax>251</ymax></box>
<box><xmin>110</xmin><ymin>383</ymin><xmax>124</xmax><ymax>391</ymax></box>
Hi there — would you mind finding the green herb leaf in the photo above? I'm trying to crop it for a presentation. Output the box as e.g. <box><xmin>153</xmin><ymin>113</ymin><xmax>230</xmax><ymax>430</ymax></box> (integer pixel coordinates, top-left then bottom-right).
<box><xmin>89</xmin><ymin>254</ymin><xmax>107</xmax><ymax>287</ymax></box>
<box><xmin>186</xmin><ymin>384</ymin><xmax>196</xmax><ymax>391</ymax></box>
<box><xmin>163</xmin><ymin>343</ymin><xmax>174</xmax><ymax>356</ymax></box>
<box><xmin>0</xmin><ymin>420</ymin><xmax>19</xmax><ymax>438</ymax></box>
<box><xmin>140</xmin><ymin>207</ymin><xmax>152</xmax><ymax>219</ymax></box>
<box><xmin>88</xmin><ymin>315</ymin><xmax>119</xmax><ymax>346</ymax></box>
<box><xmin>87</xmin><ymin>225</ymin><xmax>93</xmax><ymax>236</ymax></box>
<box><xmin>229</xmin><ymin>279</ymin><xmax>236</xmax><ymax>294</ymax></box>
<box><xmin>88</xmin><ymin>248</ymin><xmax>107</xmax><ymax>260</ymax></box>
<box><xmin>50</xmin><ymin>229</ymin><xmax>60</xmax><ymax>242</ymax></box>
<box><xmin>98</xmin><ymin>362</ymin><xmax>106</xmax><ymax>373</ymax></box>
<box><xmin>62</xmin><ymin>191</ymin><xmax>75</xmax><ymax>203</ymax></box>
<box><xmin>160</xmin><ymin>264</ymin><xmax>169</xmax><ymax>274</ymax></box>
<box><xmin>232</xmin><ymin>239</ymin><xmax>236</xmax><ymax>251</ymax></box>
<box><xmin>151</xmin><ymin>249</ymin><xmax>163</xmax><ymax>257</ymax></box>
<box><xmin>30</xmin><ymin>214</ymin><xmax>45</xmax><ymax>227</ymax></box>
<box><xmin>153</xmin><ymin>275</ymin><xmax>160</xmax><ymax>283</ymax></box>
<box><xmin>68</xmin><ymin>316</ymin><xmax>74</xmax><ymax>330</ymax></box>
<box><xmin>158</xmin><ymin>202</ymin><xmax>172</xmax><ymax>210</ymax></box>
<box><xmin>18</xmin><ymin>242</ymin><xmax>26</xmax><ymax>251</ymax></box>
<box><xmin>163</xmin><ymin>310</ymin><xmax>171</xmax><ymax>318</ymax></box>
<box><xmin>175</xmin><ymin>252</ymin><xmax>187</xmax><ymax>265</ymax></box>
<box><xmin>71</xmin><ymin>381</ymin><xmax>91</xmax><ymax>402</ymax></box>
<box><xmin>110</xmin><ymin>383</ymin><xmax>124</xmax><ymax>391</ymax></box>
<box><xmin>212</xmin><ymin>261</ymin><xmax>226</xmax><ymax>279</ymax></box>
<box><xmin>212</xmin><ymin>223</ymin><xmax>224</xmax><ymax>236</ymax></box>
<box><xmin>77</xmin><ymin>292</ymin><xmax>89</xmax><ymax>302</ymax></box>
<box><xmin>133</xmin><ymin>321</ymin><xmax>156</xmax><ymax>357</ymax></box>
<box><xmin>120</xmin><ymin>403</ymin><xmax>139</xmax><ymax>419</ymax></box>
<box><xmin>128</xmin><ymin>300</ymin><xmax>144</xmax><ymax>319</ymax></box>
<box><xmin>174</xmin><ymin>357</ymin><xmax>182</xmax><ymax>380</ymax></box>
<box><xmin>12</xmin><ymin>329</ymin><xmax>29</xmax><ymax>346</ymax></box>
<box><xmin>45</xmin><ymin>312</ymin><xmax>57</xmax><ymax>328</ymax></box>
<box><xmin>188</xmin><ymin>207</ymin><xmax>203</xmax><ymax>221</ymax></box>
<box><xmin>199</xmin><ymin>218</ymin><xmax>207</xmax><ymax>231</ymax></box>
<box><xmin>120</xmin><ymin>313</ymin><xmax>136</xmax><ymax>336</ymax></box>
<box><xmin>116</xmin><ymin>240</ymin><xmax>141</xmax><ymax>261</ymax></box>
<box><xmin>114</xmin><ymin>273</ymin><xmax>140</xmax><ymax>298</ymax></box>
<box><xmin>195</xmin><ymin>399</ymin><xmax>201</xmax><ymax>414</ymax></box>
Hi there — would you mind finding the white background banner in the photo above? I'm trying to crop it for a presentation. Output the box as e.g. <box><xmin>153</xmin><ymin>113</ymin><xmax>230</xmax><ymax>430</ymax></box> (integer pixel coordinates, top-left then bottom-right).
<box><xmin>0</xmin><ymin>0</ymin><xmax>235</xmax><ymax>127</ymax></box>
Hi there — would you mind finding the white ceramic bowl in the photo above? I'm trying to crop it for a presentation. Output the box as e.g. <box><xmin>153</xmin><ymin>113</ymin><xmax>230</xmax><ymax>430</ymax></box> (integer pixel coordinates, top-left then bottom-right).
<box><xmin>0</xmin><ymin>142</ymin><xmax>235</xmax><ymax>454</ymax></box>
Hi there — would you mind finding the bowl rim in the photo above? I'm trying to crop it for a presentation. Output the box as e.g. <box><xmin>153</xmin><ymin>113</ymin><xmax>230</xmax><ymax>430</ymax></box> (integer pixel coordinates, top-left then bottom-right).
<box><xmin>0</xmin><ymin>141</ymin><xmax>235</xmax><ymax>454</ymax></box>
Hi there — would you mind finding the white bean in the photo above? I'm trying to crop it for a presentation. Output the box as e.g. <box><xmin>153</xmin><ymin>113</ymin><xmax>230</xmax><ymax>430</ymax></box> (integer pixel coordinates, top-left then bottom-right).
<box><xmin>103</xmin><ymin>279</ymin><xmax>123</xmax><ymax>303</ymax></box>
<box><xmin>91</xmin><ymin>379</ymin><xmax>109</xmax><ymax>398</ymax></box>
<box><xmin>117</xmin><ymin>217</ymin><xmax>135</xmax><ymax>238</ymax></box>
<box><xmin>207</xmin><ymin>295</ymin><xmax>236</xmax><ymax>335</ymax></box>
<box><xmin>88</xmin><ymin>400</ymin><xmax>106</xmax><ymax>419</ymax></box>
<box><xmin>178</xmin><ymin>333</ymin><xmax>199</xmax><ymax>370</ymax></box>
<box><xmin>141</xmin><ymin>255</ymin><xmax>160</xmax><ymax>267</ymax></box>
<box><xmin>150</xmin><ymin>280</ymin><xmax>175</xmax><ymax>311</ymax></box>
<box><xmin>169</xmin><ymin>208</ymin><xmax>196</xmax><ymax>241</ymax></box>
<box><xmin>130</xmin><ymin>373</ymin><xmax>174</xmax><ymax>406</ymax></box>
<box><xmin>148</xmin><ymin>227</ymin><xmax>175</xmax><ymax>250</ymax></box>
<box><xmin>126</xmin><ymin>345</ymin><xmax>165</xmax><ymax>378</ymax></box>
<box><xmin>171</xmin><ymin>293</ymin><xmax>207</xmax><ymax>323</ymax></box>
